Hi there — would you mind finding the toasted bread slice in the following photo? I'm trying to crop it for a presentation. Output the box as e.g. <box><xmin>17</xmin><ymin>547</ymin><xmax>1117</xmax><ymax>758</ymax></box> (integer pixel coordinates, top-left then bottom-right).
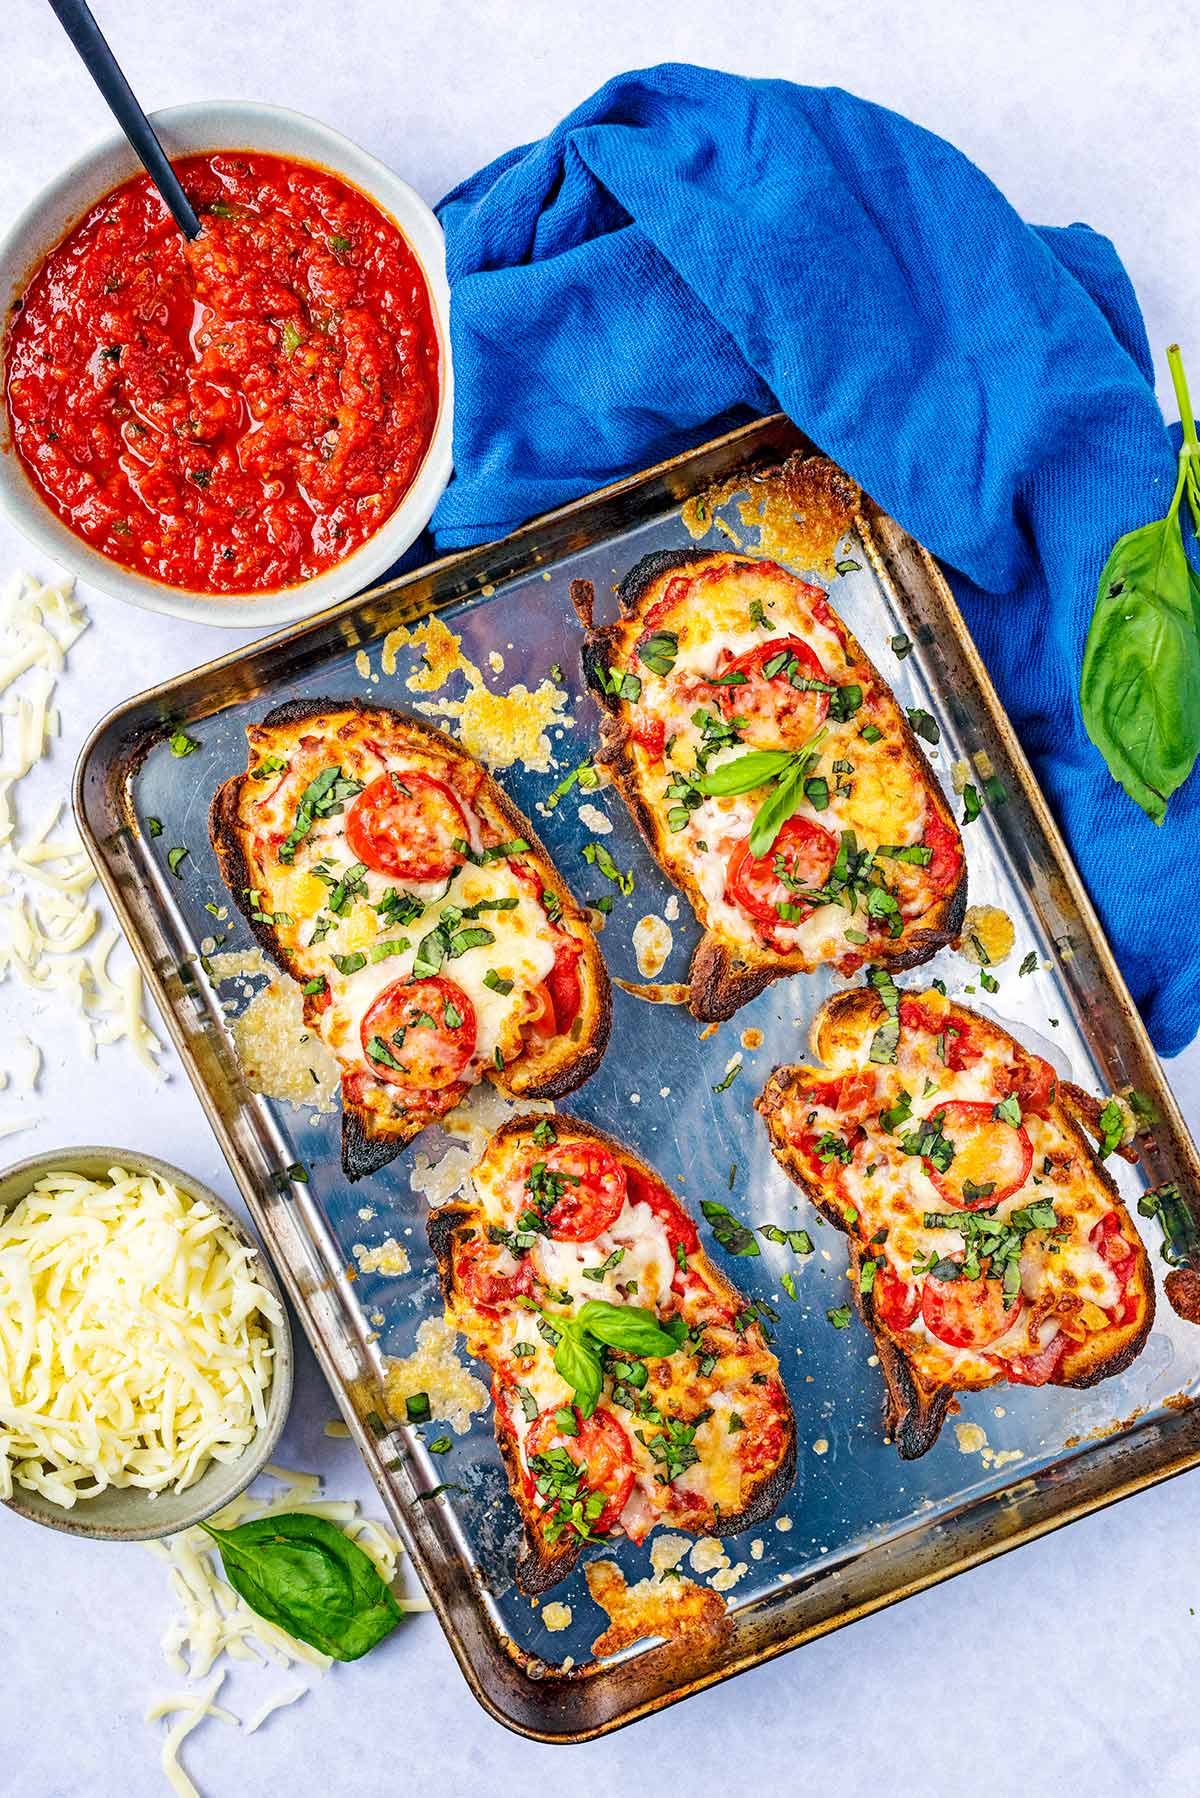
<box><xmin>578</xmin><ymin>547</ymin><xmax>966</xmax><ymax>1020</ymax></box>
<box><xmin>428</xmin><ymin>1114</ymin><xmax>796</xmax><ymax>1594</ymax></box>
<box><xmin>210</xmin><ymin>699</ymin><xmax>610</xmax><ymax>1179</ymax></box>
<box><xmin>756</xmin><ymin>985</ymin><xmax>1154</xmax><ymax>1457</ymax></box>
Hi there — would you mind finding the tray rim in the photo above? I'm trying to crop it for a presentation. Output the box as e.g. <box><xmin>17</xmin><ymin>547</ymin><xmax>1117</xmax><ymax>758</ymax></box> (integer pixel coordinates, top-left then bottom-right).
<box><xmin>72</xmin><ymin>412</ymin><xmax>1200</xmax><ymax>1741</ymax></box>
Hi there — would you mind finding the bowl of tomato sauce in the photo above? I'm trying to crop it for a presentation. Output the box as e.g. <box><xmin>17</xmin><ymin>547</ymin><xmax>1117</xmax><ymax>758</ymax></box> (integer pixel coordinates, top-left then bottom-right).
<box><xmin>0</xmin><ymin>103</ymin><xmax>452</xmax><ymax>627</ymax></box>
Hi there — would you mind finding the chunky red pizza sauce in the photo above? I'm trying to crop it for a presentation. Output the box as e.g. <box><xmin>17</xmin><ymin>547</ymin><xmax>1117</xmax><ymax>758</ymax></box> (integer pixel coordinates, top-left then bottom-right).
<box><xmin>4</xmin><ymin>153</ymin><xmax>440</xmax><ymax>595</ymax></box>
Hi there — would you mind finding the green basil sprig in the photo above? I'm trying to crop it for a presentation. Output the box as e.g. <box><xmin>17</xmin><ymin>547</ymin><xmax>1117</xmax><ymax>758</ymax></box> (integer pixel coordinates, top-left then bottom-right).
<box><xmin>536</xmin><ymin>1298</ymin><xmax>679</xmax><ymax>1417</ymax></box>
<box><xmin>200</xmin><ymin>1512</ymin><xmax>403</xmax><ymax>1661</ymax></box>
<box><xmin>1081</xmin><ymin>344</ymin><xmax>1200</xmax><ymax>824</ymax></box>
<box><xmin>698</xmin><ymin>728</ymin><xmax>827</xmax><ymax>857</ymax></box>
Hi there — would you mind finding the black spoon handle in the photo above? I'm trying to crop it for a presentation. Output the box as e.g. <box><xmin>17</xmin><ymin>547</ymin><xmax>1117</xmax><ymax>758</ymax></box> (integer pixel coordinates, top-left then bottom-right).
<box><xmin>45</xmin><ymin>0</ymin><xmax>201</xmax><ymax>240</ymax></box>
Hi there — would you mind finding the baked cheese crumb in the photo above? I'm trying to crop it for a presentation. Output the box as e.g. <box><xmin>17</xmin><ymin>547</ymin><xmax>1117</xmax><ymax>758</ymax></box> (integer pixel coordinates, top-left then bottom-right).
<box><xmin>958</xmin><ymin>905</ymin><xmax>1015</xmax><ymax>967</ymax></box>
<box><xmin>211</xmin><ymin>950</ymin><xmax>339</xmax><ymax>1111</ymax></box>
<box><xmin>632</xmin><ymin>913</ymin><xmax>673</xmax><ymax>979</ymax></box>
<box><xmin>689</xmin><ymin>1536</ymin><xmax>728</xmax><ymax>1575</ymax></box>
<box><xmin>382</xmin><ymin>1317</ymin><xmax>488</xmax><ymax>1433</ymax></box>
<box><xmin>955</xmin><ymin>1422</ymin><xmax>988</xmax><ymax>1455</ymax></box>
<box><xmin>352</xmin><ymin>1239</ymin><xmax>411</xmax><ymax>1277</ymax></box>
<box><xmin>541</xmin><ymin>1602</ymin><xmax>573</xmax><ymax>1632</ymax></box>
<box><xmin>377</xmin><ymin>615</ymin><xmax>571</xmax><ymax>772</ymax></box>
<box><xmin>577</xmin><ymin>801</ymin><xmax>612</xmax><ymax>835</ymax></box>
<box><xmin>649</xmin><ymin>1531</ymin><xmax>693</xmax><ymax>1580</ymax></box>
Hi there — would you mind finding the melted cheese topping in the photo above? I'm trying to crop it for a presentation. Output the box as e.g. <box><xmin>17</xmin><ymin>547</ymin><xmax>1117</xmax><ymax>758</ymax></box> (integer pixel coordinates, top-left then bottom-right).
<box><xmin>450</xmin><ymin>1125</ymin><xmax>791</xmax><ymax>1553</ymax></box>
<box><xmin>768</xmin><ymin>992</ymin><xmax>1144</xmax><ymax>1391</ymax></box>
<box><xmin>606</xmin><ymin>557</ymin><xmax>959</xmax><ymax>970</ymax></box>
<box><xmin>234</xmin><ymin>713</ymin><xmax>591</xmax><ymax>1136</ymax></box>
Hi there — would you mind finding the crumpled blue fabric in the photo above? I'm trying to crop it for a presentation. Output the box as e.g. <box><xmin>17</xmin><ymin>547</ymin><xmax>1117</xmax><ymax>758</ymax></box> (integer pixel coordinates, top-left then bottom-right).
<box><xmin>432</xmin><ymin>63</ymin><xmax>1190</xmax><ymax>1053</ymax></box>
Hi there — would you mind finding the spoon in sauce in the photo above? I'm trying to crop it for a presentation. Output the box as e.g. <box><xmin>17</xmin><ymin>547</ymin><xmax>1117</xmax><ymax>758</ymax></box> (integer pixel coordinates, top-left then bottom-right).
<box><xmin>46</xmin><ymin>0</ymin><xmax>201</xmax><ymax>240</ymax></box>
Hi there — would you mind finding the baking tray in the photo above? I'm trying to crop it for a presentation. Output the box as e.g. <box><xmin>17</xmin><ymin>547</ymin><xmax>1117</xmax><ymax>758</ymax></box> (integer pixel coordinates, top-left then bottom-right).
<box><xmin>75</xmin><ymin>416</ymin><xmax>1200</xmax><ymax>1740</ymax></box>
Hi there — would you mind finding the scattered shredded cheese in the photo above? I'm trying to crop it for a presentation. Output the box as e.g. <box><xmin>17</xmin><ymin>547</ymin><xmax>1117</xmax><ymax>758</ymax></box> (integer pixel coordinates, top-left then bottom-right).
<box><xmin>0</xmin><ymin>1165</ymin><xmax>280</xmax><ymax>1506</ymax></box>
<box><xmin>0</xmin><ymin>572</ymin><xmax>165</xmax><ymax>1090</ymax></box>
<box><xmin>144</xmin><ymin>1464</ymin><xmax>430</xmax><ymax>1795</ymax></box>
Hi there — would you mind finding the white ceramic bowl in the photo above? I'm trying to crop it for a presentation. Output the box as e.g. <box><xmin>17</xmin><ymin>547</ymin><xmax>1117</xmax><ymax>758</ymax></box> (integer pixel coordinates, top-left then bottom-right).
<box><xmin>0</xmin><ymin>1146</ymin><xmax>293</xmax><ymax>1541</ymax></box>
<box><xmin>0</xmin><ymin>102</ymin><xmax>453</xmax><ymax>629</ymax></box>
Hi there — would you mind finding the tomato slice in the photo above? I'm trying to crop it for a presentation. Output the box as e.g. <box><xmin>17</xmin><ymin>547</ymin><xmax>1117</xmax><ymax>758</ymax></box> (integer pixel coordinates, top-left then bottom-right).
<box><xmin>922</xmin><ymin>807</ymin><xmax>963</xmax><ymax>893</ymax></box>
<box><xmin>921</xmin><ymin>1259</ymin><xmax>1023</xmax><ymax>1349</ymax></box>
<box><xmin>1003</xmin><ymin>1048</ymin><xmax>1057</xmax><ymax>1117</ymax></box>
<box><xmin>346</xmin><ymin>770</ymin><xmax>471</xmax><ymax>880</ymax></box>
<box><xmin>873</xmin><ymin>1266</ymin><xmax>921</xmax><ymax>1332</ymax></box>
<box><xmin>543</xmin><ymin>938</ymin><xmax>583</xmax><ymax>1033</ymax></box>
<box><xmin>1090</xmin><ymin>1210</ymin><xmax>1139</xmax><ymax>1323</ymax></box>
<box><xmin>455</xmin><ymin>1235</ymin><xmax>534</xmax><ymax>1312</ymax></box>
<box><xmin>926</xmin><ymin>1100</ymin><xmax>1033</xmax><ymax>1209</ymax></box>
<box><xmin>360</xmin><ymin>975</ymin><xmax>476</xmax><ymax>1090</ymax></box>
<box><xmin>713</xmin><ymin>635</ymin><xmax>830</xmax><ymax>748</ymax></box>
<box><xmin>526</xmin><ymin>1405</ymin><xmax>635</xmax><ymax>1534</ymax></box>
<box><xmin>727</xmin><ymin>815</ymin><xmax>839</xmax><ymax>925</ymax></box>
<box><xmin>1001</xmin><ymin>1332</ymin><xmax>1068</xmax><ymax>1385</ymax></box>
<box><xmin>624</xmin><ymin>1165</ymin><xmax>700</xmax><ymax>1257</ymax></box>
<box><xmin>529</xmin><ymin>1140</ymin><xmax>628</xmax><ymax>1242</ymax></box>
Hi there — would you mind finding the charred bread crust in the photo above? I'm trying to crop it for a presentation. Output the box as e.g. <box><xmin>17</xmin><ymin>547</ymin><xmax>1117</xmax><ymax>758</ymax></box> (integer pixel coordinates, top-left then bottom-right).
<box><xmin>210</xmin><ymin>699</ymin><xmax>611</xmax><ymax>1177</ymax></box>
<box><xmin>757</xmin><ymin>990</ymin><xmax>1155</xmax><ymax>1457</ymax></box>
<box><xmin>582</xmin><ymin>550</ymin><xmax>967</xmax><ymax>1022</ymax></box>
<box><xmin>429</xmin><ymin>1113</ymin><xmax>797</xmax><ymax>1594</ymax></box>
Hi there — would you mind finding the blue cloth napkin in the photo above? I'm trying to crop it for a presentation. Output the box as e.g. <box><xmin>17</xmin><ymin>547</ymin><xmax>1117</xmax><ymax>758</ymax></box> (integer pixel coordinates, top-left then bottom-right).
<box><xmin>433</xmin><ymin>63</ymin><xmax>1191</xmax><ymax>1054</ymax></box>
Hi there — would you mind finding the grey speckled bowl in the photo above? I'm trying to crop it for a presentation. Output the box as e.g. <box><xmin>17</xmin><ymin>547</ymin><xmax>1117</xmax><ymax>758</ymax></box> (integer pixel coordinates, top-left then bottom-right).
<box><xmin>0</xmin><ymin>1147</ymin><xmax>293</xmax><ymax>1541</ymax></box>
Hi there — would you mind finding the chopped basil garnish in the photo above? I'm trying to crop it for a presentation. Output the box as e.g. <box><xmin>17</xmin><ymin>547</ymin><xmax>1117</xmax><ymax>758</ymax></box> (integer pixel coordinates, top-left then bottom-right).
<box><xmin>906</xmin><ymin>707</ymin><xmax>939</xmax><ymax>745</ymax></box>
<box><xmin>166</xmin><ymin>846</ymin><xmax>189</xmax><ymax>877</ymax></box>
<box><xmin>168</xmin><ymin>729</ymin><xmax>199</xmax><ymax>757</ymax></box>
<box><xmin>582</xmin><ymin>840</ymin><xmax>634</xmax><ymax>894</ymax></box>
<box><xmin>637</xmin><ymin>630</ymin><xmax>679</xmax><ymax>676</ymax></box>
<box><xmin>700</xmin><ymin>1199</ymin><xmax>760</xmax><ymax>1257</ymax></box>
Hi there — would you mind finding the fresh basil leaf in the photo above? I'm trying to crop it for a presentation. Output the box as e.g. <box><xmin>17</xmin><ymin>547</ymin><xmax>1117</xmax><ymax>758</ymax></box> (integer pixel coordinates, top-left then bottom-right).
<box><xmin>1081</xmin><ymin>358</ymin><xmax>1200</xmax><ymax>825</ymax></box>
<box><xmin>748</xmin><ymin>764</ymin><xmax>805</xmax><ymax>859</ymax></box>
<box><xmin>697</xmin><ymin>748</ymin><xmax>798</xmax><ymax>796</ymax></box>
<box><xmin>552</xmin><ymin>1327</ymin><xmax>602</xmax><ymax>1418</ymax></box>
<box><xmin>200</xmin><ymin>1513</ymin><xmax>403</xmax><ymax>1661</ymax></box>
<box><xmin>575</xmin><ymin>1298</ymin><xmax>679</xmax><ymax>1357</ymax></box>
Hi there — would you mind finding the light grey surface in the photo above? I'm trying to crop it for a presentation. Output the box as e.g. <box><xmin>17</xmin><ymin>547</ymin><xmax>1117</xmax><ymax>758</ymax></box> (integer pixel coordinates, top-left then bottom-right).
<box><xmin>1</xmin><ymin>2</ymin><xmax>1198</xmax><ymax>1794</ymax></box>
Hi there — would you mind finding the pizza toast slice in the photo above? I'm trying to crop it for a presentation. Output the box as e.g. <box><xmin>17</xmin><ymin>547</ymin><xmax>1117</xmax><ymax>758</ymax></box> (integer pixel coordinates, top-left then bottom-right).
<box><xmin>428</xmin><ymin>1114</ymin><xmax>796</xmax><ymax>1594</ymax></box>
<box><xmin>756</xmin><ymin>984</ymin><xmax>1154</xmax><ymax>1457</ymax></box>
<box><xmin>210</xmin><ymin>699</ymin><xmax>611</xmax><ymax>1178</ymax></box>
<box><xmin>579</xmin><ymin>547</ymin><xmax>966</xmax><ymax>1020</ymax></box>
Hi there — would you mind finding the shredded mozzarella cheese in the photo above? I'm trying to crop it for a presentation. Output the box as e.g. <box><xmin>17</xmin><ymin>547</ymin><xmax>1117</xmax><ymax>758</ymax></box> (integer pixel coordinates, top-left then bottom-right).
<box><xmin>0</xmin><ymin>1165</ymin><xmax>280</xmax><ymax>1506</ymax></box>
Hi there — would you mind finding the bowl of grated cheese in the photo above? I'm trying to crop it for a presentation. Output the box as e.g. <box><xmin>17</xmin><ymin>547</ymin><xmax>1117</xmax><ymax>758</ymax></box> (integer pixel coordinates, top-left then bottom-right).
<box><xmin>0</xmin><ymin>1148</ymin><xmax>293</xmax><ymax>1540</ymax></box>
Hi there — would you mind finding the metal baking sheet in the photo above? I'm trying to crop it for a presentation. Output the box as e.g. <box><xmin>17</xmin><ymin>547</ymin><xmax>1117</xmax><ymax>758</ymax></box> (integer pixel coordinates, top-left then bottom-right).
<box><xmin>75</xmin><ymin>416</ymin><xmax>1200</xmax><ymax>1740</ymax></box>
